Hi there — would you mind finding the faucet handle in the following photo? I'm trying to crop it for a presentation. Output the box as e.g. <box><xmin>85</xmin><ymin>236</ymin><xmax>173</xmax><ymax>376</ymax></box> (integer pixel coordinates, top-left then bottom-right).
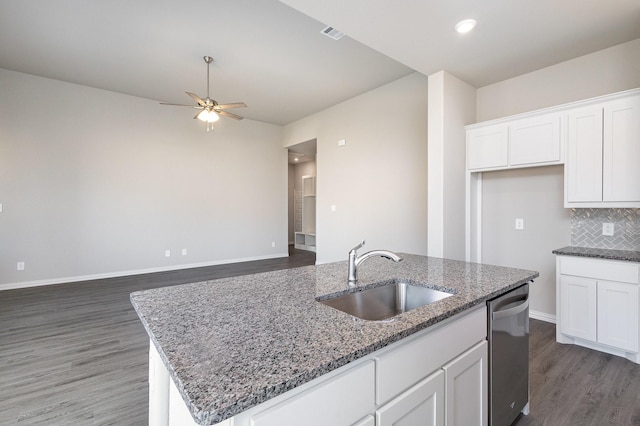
<box><xmin>350</xmin><ymin>240</ymin><xmax>365</xmax><ymax>253</ymax></box>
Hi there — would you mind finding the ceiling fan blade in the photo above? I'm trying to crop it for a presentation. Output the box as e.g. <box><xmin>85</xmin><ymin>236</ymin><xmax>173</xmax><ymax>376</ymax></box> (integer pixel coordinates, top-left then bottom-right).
<box><xmin>218</xmin><ymin>110</ymin><xmax>244</xmax><ymax>120</ymax></box>
<box><xmin>193</xmin><ymin>111</ymin><xmax>202</xmax><ymax>120</ymax></box>
<box><xmin>160</xmin><ymin>102</ymin><xmax>202</xmax><ymax>108</ymax></box>
<box><xmin>186</xmin><ymin>92</ymin><xmax>206</xmax><ymax>106</ymax></box>
<box><xmin>215</xmin><ymin>102</ymin><xmax>247</xmax><ymax>110</ymax></box>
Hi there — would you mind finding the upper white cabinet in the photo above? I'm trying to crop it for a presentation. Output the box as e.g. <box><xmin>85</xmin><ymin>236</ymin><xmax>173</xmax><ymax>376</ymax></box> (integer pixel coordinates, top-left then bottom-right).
<box><xmin>467</xmin><ymin>124</ymin><xmax>508</xmax><ymax>170</ymax></box>
<box><xmin>467</xmin><ymin>112</ymin><xmax>561</xmax><ymax>171</ymax></box>
<box><xmin>565</xmin><ymin>94</ymin><xmax>640</xmax><ymax>207</ymax></box>
<box><xmin>510</xmin><ymin>113</ymin><xmax>561</xmax><ymax>167</ymax></box>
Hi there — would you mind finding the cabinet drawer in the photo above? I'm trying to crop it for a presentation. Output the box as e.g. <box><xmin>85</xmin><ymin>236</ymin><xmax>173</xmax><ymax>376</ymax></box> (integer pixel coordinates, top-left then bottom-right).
<box><xmin>467</xmin><ymin>125</ymin><xmax>508</xmax><ymax>170</ymax></box>
<box><xmin>510</xmin><ymin>113</ymin><xmax>561</xmax><ymax>166</ymax></box>
<box><xmin>250</xmin><ymin>361</ymin><xmax>375</xmax><ymax>426</ymax></box>
<box><xmin>559</xmin><ymin>256</ymin><xmax>639</xmax><ymax>284</ymax></box>
<box><xmin>375</xmin><ymin>306</ymin><xmax>486</xmax><ymax>405</ymax></box>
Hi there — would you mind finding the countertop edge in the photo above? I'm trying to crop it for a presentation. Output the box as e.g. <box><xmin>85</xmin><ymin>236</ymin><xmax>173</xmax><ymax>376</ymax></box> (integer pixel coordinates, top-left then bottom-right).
<box><xmin>552</xmin><ymin>246</ymin><xmax>640</xmax><ymax>263</ymax></box>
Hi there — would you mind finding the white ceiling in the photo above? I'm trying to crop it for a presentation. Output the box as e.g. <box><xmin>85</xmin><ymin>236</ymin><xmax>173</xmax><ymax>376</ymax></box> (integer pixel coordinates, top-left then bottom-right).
<box><xmin>1</xmin><ymin>1</ymin><xmax>639</xmax><ymax>126</ymax></box>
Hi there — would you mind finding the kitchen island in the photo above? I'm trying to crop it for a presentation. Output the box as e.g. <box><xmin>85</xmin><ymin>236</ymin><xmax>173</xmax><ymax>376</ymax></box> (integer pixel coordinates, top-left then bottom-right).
<box><xmin>131</xmin><ymin>254</ymin><xmax>538</xmax><ymax>425</ymax></box>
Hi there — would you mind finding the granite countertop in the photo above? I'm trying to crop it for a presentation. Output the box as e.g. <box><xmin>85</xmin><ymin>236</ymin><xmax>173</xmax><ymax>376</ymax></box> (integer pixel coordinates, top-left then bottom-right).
<box><xmin>552</xmin><ymin>246</ymin><xmax>640</xmax><ymax>263</ymax></box>
<box><xmin>130</xmin><ymin>254</ymin><xmax>538</xmax><ymax>425</ymax></box>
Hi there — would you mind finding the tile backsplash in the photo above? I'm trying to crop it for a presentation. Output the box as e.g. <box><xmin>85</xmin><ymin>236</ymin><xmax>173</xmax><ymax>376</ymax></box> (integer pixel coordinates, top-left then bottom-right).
<box><xmin>571</xmin><ymin>208</ymin><xmax>640</xmax><ymax>251</ymax></box>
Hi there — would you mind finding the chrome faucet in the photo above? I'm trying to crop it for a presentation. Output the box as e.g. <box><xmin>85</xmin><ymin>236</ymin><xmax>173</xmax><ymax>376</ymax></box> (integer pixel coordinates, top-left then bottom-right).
<box><xmin>348</xmin><ymin>240</ymin><xmax>403</xmax><ymax>286</ymax></box>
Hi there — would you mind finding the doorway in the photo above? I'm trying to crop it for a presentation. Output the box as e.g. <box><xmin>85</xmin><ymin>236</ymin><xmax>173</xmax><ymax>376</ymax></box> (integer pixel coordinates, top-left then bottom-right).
<box><xmin>287</xmin><ymin>139</ymin><xmax>317</xmax><ymax>255</ymax></box>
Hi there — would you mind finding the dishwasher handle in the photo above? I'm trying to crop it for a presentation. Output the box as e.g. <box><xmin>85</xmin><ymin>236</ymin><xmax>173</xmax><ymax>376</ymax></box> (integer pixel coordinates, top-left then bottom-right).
<box><xmin>491</xmin><ymin>295</ymin><xmax>529</xmax><ymax>321</ymax></box>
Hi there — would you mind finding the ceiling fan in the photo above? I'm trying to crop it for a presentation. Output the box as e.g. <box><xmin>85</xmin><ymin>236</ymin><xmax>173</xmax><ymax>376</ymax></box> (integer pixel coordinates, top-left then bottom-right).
<box><xmin>160</xmin><ymin>56</ymin><xmax>247</xmax><ymax>130</ymax></box>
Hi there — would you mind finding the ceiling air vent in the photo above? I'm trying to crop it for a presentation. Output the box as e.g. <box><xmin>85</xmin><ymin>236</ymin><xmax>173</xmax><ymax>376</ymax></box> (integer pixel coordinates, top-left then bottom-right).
<box><xmin>321</xmin><ymin>26</ymin><xmax>345</xmax><ymax>40</ymax></box>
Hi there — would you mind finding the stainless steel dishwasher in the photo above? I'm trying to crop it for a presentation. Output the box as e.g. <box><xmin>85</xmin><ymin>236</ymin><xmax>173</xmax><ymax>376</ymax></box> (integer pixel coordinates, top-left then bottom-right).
<box><xmin>487</xmin><ymin>283</ymin><xmax>530</xmax><ymax>426</ymax></box>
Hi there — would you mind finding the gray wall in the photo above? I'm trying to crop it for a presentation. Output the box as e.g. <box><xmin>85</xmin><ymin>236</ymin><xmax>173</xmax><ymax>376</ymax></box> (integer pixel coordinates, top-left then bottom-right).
<box><xmin>0</xmin><ymin>68</ymin><xmax>287</xmax><ymax>288</ymax></box>
<box><xmin>283</xmin><ymin>73</ymin><xmax>428</xmax><ymax>263</ymax></box>
<box><xmin>481</xmin><ymin>166</ymin><xmax>571</xmax><ymax>317</ymax></box>
<box><xmin>475</xmin><ymin>38</ymin><xmax>640</xmax><ymax>319</ymax></box>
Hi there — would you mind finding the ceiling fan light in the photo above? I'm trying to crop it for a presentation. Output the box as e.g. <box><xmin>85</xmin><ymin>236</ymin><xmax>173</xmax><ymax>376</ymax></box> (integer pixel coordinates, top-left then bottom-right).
<box><xmin>197</xmin><ymin>109</ymin><xmax>209</xmax><ymax>122</ymax></box>
<box><xmin>455</xmin><ymin>19</ymin><xmax>476</xmax><ymax>34</ymax></box>
<box><xmin>197</xmin><ymin>109</ymin><xmax>220</xmax><ymax>123</ymax></box>
<box><xmin>207</xmin><ymin>111</ymin><xmax>220</xmax><ymax>123</ymax></box>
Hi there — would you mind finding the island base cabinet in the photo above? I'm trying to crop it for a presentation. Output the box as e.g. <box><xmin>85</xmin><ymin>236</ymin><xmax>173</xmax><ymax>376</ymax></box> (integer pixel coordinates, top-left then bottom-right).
<box><xmin>376</xmin><ymin>370</ymin><xmax>445</xmax><ymax>426</ymax></box>
<box><xmin>443</xmin><ymin>340</ymin><xmax>488</xmax><ymax>426</ymax></box>
<box><xmin>250</xmin><ymin>360</ymin><xmax>375</xmax><ymax>426</ymax></box>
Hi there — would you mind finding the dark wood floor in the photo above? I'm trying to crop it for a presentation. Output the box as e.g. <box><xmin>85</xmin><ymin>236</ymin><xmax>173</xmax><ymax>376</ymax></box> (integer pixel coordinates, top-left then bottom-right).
<box><xmin>2</xmin><ymin>247</ymin><xmax>640</xmax><ymax>425</ymax></box>
<box><xmin>514</xmin><ymin>320</ymin><xmax>640</xmax><ymax>426</ymax></box>
<box><xmin>0</xmin><ymin>247</ymin><xmax>315</xmax><ymax>425</ymax></box>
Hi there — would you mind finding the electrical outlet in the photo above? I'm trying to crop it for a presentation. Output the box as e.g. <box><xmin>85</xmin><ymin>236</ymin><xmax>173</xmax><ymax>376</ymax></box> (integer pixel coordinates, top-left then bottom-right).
<box><xmin>515</xmin><ymin>218</ymin><xmax>524</xmax><ymax>230</ymax></box>
<box><xmin>165</xmin><ymin>250</ymin><xmax>171</xmax><ymax>257</ymax></box>
<box><xmin>338</xmin><ymin>138</ymin><xmax>346</xmax><ymax>147</ymax></box>
<box><xmin>181</xmin><ymin>248</ymin><xmax>187</xmax><ymax>256</ymax></box>
<box><xmin>602</xmin><ymin>223</ymin><xmax>615</xmax><ymax>236</ymax></box>
<box><xmin>17</xmin><ymin>261</ymin><xmax>25</xmax><ymax>271</ymax></box>
<box><xmin>271</xmin><ymin>242</ymin><xmax>276</xmax><ymax>248</ymax></box>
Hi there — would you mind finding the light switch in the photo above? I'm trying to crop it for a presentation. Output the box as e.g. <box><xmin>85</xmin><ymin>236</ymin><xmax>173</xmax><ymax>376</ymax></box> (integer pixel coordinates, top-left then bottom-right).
<box><xmin>515</xmin><ymin>218</ymin><xmax>524</xmax><ymax>230</ymax></box>
<box><xmin>337</xmin><ymin>139</ymin><xmax>346</xmax><ymax>147</ymax></box>
<box><xmin>331</xmin><ymin>205</ymin><xmax>337</xmax><ymax>212</ymax></box>
<box><xmin>0</xmin><ymin>203</ymin><xmax>3</xmax><ymax>213</ymax></box>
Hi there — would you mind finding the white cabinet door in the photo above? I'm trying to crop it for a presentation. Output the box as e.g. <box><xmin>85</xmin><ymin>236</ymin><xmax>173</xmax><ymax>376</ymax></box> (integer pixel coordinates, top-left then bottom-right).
<box><xmin>376</xmin><ymin>370</ymin><xmax>445</xmax><ymax>426</ymax></box>
<box><xmin>597</xmin><ymin>280</ymin><xmax>639</xmax><ymax>352</ymax></box>
<box><xmin>509</xmin><ymin>113</ymin><xmax>561</xmax><ymax>166</ymax></box>
<box><xmin>443</xmin><ymin>340</ymin><xmax>488</xmax><ymax>426</ymax></box>
<box><xmin>602</xmin><ymin>95</ymin><xmax>640</xmax><ymax>202</ymax></box>
<box><xmin>566</xmin><ymin>105</ymin><xmax>603</xmax><ymax>203</ymax></box>
<box><xmin>560</xmin><ymin>275</ymin><xmax>597</xmax><ymax>342</ymax></box>
<box><xmin>467</xmin><ymin>125</ymin><xmax>508</xmax><ymax>170</ymax></box>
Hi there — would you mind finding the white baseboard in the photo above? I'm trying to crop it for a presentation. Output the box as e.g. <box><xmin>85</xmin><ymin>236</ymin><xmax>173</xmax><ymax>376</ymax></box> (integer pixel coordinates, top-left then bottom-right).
<box><xmin>530</xmin><ymin>309</ymin><xmax>556</xmax><ymax>324</ymax></box>
<box><xmin>0</xmin><ymin>252</ymin><xmax>290</xmax><ymax>291</ymax></box>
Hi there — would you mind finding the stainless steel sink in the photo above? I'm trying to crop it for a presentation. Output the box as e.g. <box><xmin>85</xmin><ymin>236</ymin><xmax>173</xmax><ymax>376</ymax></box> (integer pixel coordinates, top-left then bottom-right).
<box><xmin>318</xmin><ymin>280</ymin><xmax>454</xmax><ymax>321</ymax></box>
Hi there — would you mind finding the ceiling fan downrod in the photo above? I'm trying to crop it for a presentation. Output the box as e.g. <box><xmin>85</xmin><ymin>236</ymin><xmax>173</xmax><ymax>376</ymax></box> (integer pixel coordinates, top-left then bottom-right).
<box><xmin>203</xmin><ymin>56</ymin><xmax>213</xmax><ymax>101</ymax></box>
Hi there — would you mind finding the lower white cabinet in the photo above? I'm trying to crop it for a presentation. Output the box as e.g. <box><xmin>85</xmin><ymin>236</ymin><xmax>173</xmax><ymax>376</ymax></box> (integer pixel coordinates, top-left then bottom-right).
<box><xmin>443</xmin><ymin>340</ymin><xmax>488</xmax><ymax>426</ymax></box>
<box><xmin>376</xmin><ymin>370</ymin><xmax>445</xmax><ymax>426</ymax></box>
<box><xmin>556</xmin><ymin>255</ymin><xmax>640</xmax><ymax>363</ymax></box>
<box><xmin>597</xmin><ymin>280</ymin><xmax>639</xmax><ymax>351</ymax></box>
<box><xmin>559</xmin><ymin>275</ymin><xmax>597</xmax><ymax>341</ymax></box>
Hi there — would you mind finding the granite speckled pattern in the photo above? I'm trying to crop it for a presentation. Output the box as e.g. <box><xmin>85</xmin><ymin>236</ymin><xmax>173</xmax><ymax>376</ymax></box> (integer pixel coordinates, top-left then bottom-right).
<box><xmin>552</xmin><ymin>246</ymin><xmax>640</xmax><ymax>263</ymax></box>
<box><xmin>130</xmin><ymin>254</ymin><xmax>538</xmax><ymax>425</ymax></box>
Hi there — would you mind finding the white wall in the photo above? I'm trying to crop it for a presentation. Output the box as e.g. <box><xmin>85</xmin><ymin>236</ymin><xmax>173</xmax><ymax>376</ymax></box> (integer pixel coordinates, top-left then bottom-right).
<box><xmin>475</xmin><ymin>38</ymin><xmax>640</xmax><ymax>319</ymax></box>
<box><xmin>0</xmin><ymin>68</ymin><xmax>287</xmax><ymax>288</ymax></box>
<box><xmin>477</xmin><ymin>38</ymin><xmax>640</xmax><ymax>121</ymax></box>
<box><xmin>283</xmin><ymin>73</ymin><xmax>428</xmax><ymax>263</ymax></box>
<box><xmin>427</xmin><ymin>71</ymin><xmax>476</xmax><ymax>261</ymax></box>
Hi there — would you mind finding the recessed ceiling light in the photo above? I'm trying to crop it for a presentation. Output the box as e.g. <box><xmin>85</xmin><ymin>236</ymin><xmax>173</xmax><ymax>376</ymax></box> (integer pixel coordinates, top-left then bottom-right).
<box><xmin>455</xmin><ymin>19</ymin><xmax>476</xmax><ymax>34</ymax></box>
